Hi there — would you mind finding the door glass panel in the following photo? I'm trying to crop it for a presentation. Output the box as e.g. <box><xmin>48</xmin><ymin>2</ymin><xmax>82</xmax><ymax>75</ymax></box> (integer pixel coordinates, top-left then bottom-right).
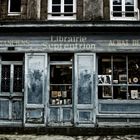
<box><xmin>12</xmin><ymin>100</ymin><xmax>23</xmax><ymax>120</ymax></box>
<box><xmin>27</xmin><ymin>56</ymin><xmax>44</xmax><ymax>104</ymax></box>
<box><xmin>1</xmin><ymin>65</ymin><xmax>10</xmax><ymax>92</ymax></box>
<box><xmin>79</xmin><ymin>111</ymin><xmax>91</xmax><ymax>121</ymax></box>
<box><xmin>50</xmin><ymin>54</ymin><xmax>73</xmax><ymax>106</ymax></box>
<box><xmin>63</xmin><ymin>108</ymin><xmax>71</xmax><ymax>121</ymax></box>
<box><xmin>78</xmin><ymin>56</ymin><xmax>92</xmax><ymax>104</ymax></box>
<box><xmin>0</xmin><ymin>100</ymin><xmax>9</xmax><ymax>119</ymax></box>
<box><xmin>13</xmin><ymin>65</ymin><xmax>23</xmax><ymax>92</ymax></box>
<box><xmin>50</xmin><ymin>108</ymin><xmax>59</xmax><ymax>122</ymax></box>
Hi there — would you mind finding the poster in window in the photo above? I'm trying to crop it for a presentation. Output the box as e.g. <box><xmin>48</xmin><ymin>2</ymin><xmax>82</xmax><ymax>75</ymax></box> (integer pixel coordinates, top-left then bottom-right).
<box><xmin>131</xmin><ymin>90</ymin><xmax>138</xmax><ymax>99</ymax></box>
<box><xmin>98</xmin><ymin>75</ymin><xmax>111</xmax><ymax>84</ymax></box>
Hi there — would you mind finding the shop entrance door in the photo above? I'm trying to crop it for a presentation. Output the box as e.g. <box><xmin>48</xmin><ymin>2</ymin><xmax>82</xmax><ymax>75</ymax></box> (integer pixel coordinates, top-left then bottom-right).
<box><xmin>74</xmin><ymin>53</ymin><xmax>96</xmax><ymax>127</ymax></box>
<box><xmin>0</xmin><ymin>54</ymin><xmax>23</xmax><ymax>126</ymax></box>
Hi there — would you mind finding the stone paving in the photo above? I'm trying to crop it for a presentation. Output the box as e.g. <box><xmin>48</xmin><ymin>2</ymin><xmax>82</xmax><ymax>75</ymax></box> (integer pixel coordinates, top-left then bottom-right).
<box><xmin>0</xmin><ymin>135</ymin><xmax>140</xmax><ymax>140</ymax></box>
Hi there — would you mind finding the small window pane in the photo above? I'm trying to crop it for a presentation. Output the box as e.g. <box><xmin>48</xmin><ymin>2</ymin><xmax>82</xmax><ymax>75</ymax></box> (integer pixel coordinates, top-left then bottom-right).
<box><xmin>52</xmin><ymin>6</ymin><xmax>61</xmax><ymax>12</ymax></box>
<box><xmin>125</xmin><ymin>6</ymin><xmax>134</xmax><ymax>11</ymax></box>
<box><xmin>113</xmin><ymin>12</ymin><xmax>122</xmax><ymax>17</ymax></box>
<box><xmin>79</xmin><ymin>111</ymin><xmax>91</xmax><ymax>121</ymax></box>
<box><xmin>113</xmin><ymin>86</ymin><xmax>127</xmax><ymax>99</ymax></box>
<box><xmin>12</xmin><ymin>100</ymin><xmax>23</xmax><ymax>120</ymax></box>
<box><xmin>125</xmin><ymin>0</ymin><xmax>134</xmax><ymax>5</ymax></box>
<box><xmin>113</xmin><ymin>6</ymin><xmax>122</xmax><ymax>11</ymax></box>
<box><xmin>113</xmin><ymin>0</ymin><xmax>122</xmax><ymax>5</ymax></box>
<box><xmin>64</xmin><ymin>6</ymin><xmax>73</xmax><ymax>12</ymax></box>
<box><xmin>64</xmin><ymin>0</ymin><xmax>73</xmax><ymax>4</ymax></box>
<box><xmin>13</xmin><ymin>65</ymin><xmax>23</xmax><ymax>92</ymax></box>
<box><xmin>10</xmin><ymin>0</ymin><xmax>21</xmax><ymax>12</ymax></box>
<box><xmin>52</xmin><ymin>0</ymin><xmax>61</xmax><ymax>4</ymax></box>
<box><xmin>50</xmin><ymin>108</ymin><xmax>59</xmax><ymax>122</ymax></box>
<box><xmin>0</xmin><ymin>100</ymin><xmax>9</xmax><ymax>119</ymax></box>
<box><xmin>1</xmin><ymin>65</ymin><xmax>10</xmax><ymax>92</ymax></box>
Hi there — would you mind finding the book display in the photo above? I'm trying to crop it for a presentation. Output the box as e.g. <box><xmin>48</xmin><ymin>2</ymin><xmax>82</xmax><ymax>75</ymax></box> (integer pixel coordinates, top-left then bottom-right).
<box><xmin>98</xmin><ymin>55</ymin><xmax>140</xmax><ymax>100</ymax></box>
<box><xmin>50</xmin><ymin>63</ymin><xmax>72</xmax><ymax>105</ymax></box>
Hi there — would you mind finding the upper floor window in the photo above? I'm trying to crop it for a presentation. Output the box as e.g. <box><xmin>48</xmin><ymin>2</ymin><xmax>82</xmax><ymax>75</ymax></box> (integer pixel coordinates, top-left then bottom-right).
<box><xmin>48</xmin><ymin>0</ymin><xmax>76</xmax><ymax>20</ymax></box>
<box><xmin>110</xmin><ymin>0</ymin><xmax>139</xmax><ymax>20</ymax></box>
<box><xmin>8</xmin><ymin>0</ymin><xmax>21</xmax><ymax>15</ymax></box>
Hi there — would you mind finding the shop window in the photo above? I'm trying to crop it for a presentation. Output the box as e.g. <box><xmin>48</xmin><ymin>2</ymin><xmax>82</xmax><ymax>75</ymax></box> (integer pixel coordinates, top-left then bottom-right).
<box><xmin>8</xmin><ymin>0</ymin><xmax>21</xmax><ymax>15</ymax></box>
<box><xmin>110</xmin><ymin>0</ymin><xmax>139</xmax><ymax>20</ymax></box>
<box><xmin>98</xmin><ymin>54</ymin><xmax>140</xmax><ymax>100</ymax></box>
<box><xmin>49</xmin><ymin>54</ymin><xmax>73</xmax><ymax>105</ymax></box>
<box><xmin>48</xmin><ymin>0</ymin><xmax>76</xmax><ymax>20</ymax></box>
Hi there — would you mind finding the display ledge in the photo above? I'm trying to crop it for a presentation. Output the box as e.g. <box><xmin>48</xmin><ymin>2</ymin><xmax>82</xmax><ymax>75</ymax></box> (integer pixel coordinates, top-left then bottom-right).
<box><xmin>0</xmin><ymin>121</ymin><xmax>22</xmax><ymax>127</ymax></box>
<box><xmin>97</xmin><ymin>122</ymin><xmax>140</xmax><ymax>128</ymax></box>
<box><xmin>98</xmin><ymin>99</ymin><xmax>140</xmax><ymax>103</ymax></box>
<box><xmin>49</xmin><ymin>105</ymin><xmax>73</xmax><ymax>107</ymax></box>
<box><xmin>98</xmin><ymin>84</ymin><xmax>140</xmax><ymax>86</ymax></box>
<box><xmin>96</xmin><ymin>114</ymin><xmax>140</xmax><ymax>118</ymax></box>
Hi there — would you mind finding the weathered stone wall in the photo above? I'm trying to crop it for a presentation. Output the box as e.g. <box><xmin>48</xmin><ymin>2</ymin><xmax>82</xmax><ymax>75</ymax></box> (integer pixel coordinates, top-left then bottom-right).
<box><xmin>27</xmin><ymin>0</ymin><xmax>41</xmax><ymax>19</ymax></box>
<box><xmin>103</xmin><ymin>0</ymin><xmax>110</xmax><ymax>20</ymax></box>
<box><xmin>83</xmin><ymin>0</ymin><xmax>103</xmax><ymax>20</ymax></box>
<box><xmin>41</xmin><ymin>0</ymin><xmax>47</xmax><ymax>20</ymax></box>
<box><xmin>77</xmin><ymin>0</ymin><xmax>83</xmax><ymax>20</ymax></box>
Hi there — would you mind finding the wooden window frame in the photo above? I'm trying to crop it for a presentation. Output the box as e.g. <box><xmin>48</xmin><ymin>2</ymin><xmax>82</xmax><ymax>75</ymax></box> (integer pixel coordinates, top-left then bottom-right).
<box><xmin>48</xmin><ymin>0</ymin><xmax>76</xmax><ymax>20</ymax></box>
<box><xmin>110</xmin><ymin>0</ymin><xmax>139</xmax><ymax>20</ymax></box>
<box><xmin>8</xmin><ymin>0</ymin><xmax>21</xmax><ymax>16</ymax></box>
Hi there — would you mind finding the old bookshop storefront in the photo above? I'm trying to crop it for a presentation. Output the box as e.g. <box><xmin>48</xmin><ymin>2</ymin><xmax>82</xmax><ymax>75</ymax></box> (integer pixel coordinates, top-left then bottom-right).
<box><xmin>0</xmin><ymin>32</ymin><xmax>140</xmax><ymax>128</ymax></box>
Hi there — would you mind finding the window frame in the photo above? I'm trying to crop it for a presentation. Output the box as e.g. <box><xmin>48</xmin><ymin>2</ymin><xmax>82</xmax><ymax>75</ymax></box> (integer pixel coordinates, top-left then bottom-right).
<box><xmin>48</xmin><ymin>0</ymin><xmax>76</xmax><ymax>20</ymax></box>
<box><xmin>110</xmin><ymin>0</ymin><xmax>139</xmax><ymax>20</ymax></box>
<box><xmin>97</xmin><ymin>54</ymin><xmax>140</xmax><ymax>101</ymax></box>
<box><xmin>8</xmin><ymin>0</ymin><xmax>21</xmax><ymax>16</ymax></box>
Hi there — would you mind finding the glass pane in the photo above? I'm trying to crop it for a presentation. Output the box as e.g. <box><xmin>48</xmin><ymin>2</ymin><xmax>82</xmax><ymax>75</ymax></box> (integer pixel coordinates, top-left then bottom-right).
<box><xmin>0</xmin><ymin>100</ymin><xmax>9</xmax><ymax>119</ymax></box>
<box><xmin>78</xmin><ymin>56</ymin><xmax>93</xmax><ymax>104</ymax></box>
<box><xmin>113</xmin><ymin>6</ymin><xmax>122</xmax><ymax>11</ymax></box>
<box><xmin>125</xmin><ymin>6</ymin><xmax>134</xmax><ymax>11</ymax></box>
<box><xmin>63</xmin><ymin>108</ymin><xmax>71</xmax><ymax>121</ymax></box>
<box><xmin>13</xmin><ymin>65</ymin><xmax>23</xmax><ymax>92</ymax></box>
<box><xmin>113</xmin><ymin>0</ymin><xmax>122</xmax><ymax>5</ymax></box>
<box><xmin>98</xmin><ymin>56</ymin><xmax>112</xmax><ymax>75</ymax></box>
<box><xmin>125</xmin><ymin>0</ymin><xmax>134</xmax><ymax>5</ymax></box>
<box><xmin>128</xmin><ymin>56</ymin><xmax>140</xmax><ymax>84</ymax></box>
<box><xmin>26</xmin><ymin>109</ymin><xmax>43</xmax><ymax>123</ymax></box>
<box><xmin>52</xmin><ymin>6</ymin><xmax>61</xmax><ymax>12</ymax></box>
<box><xmin>64</xmin><ymin>6</ymin><xmax>73</xmax><ymax>12</ymax></box>
<box><xmin>10</xmin><ymin>0</ymin><xmax>21</xmax><ymax>12</ymax></box>
<box><xmin>52</xmin><ymin>0</ymin><xmax>61</xmax><ymax>4</ymax></box>
<box><xmin>113</xmin><ymin>86</ymin><xmax>127</xmax><ymax>99</ymax></box>
<box><xmin>12</xmin><ymin>100</ymin><xmax>22</xmax><ymax>120</ymax></box>
<box><xmin>79</xmin><ymin>111</ymin><xmax>91</xmax><ymax>121</ymax></box>
<box><xmin>64</xmin><ymin>0</ymin><xmax>73</xmax><ymax>4</ymax></box>
<box><xmin>50</xmin><ymin>65</ymin><xmax>72</xmax><ymax>84</ymax></box>
<box><xmin>50</xmin><ymin>85</ymin><xmax>72</xmax><ymax>105</ymax></box>
<box><xmin>1</xmin><ymin>65</ymin><xmax>10</xmax><ymax>92</ymax></box>
<box><xmin>50</xmin><ymin>54</ymin><xmax>73</xmax><ymax>61</ymax></box>
<box><xmin>113</xmin><ymin>12</ymin><xmax>122</xmax><ymax>17</ymax></box>
<box><xmin>27</xmin><ymin>56</ymin><xmax>44</xmax><ymax>104</ymax></box>
<box><xmin>50</xmin><ymin>108</ymin><xmax>59</xmax><ymax>122</ymax></box>
<box><xmin>113</xmin><ymin>55</ymin><xmax>127</xmax><ymax>84</ymax></box>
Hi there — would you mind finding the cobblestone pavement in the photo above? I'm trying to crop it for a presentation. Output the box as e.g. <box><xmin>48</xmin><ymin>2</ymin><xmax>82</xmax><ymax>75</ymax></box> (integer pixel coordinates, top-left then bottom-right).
<box><xmin>0</xmin><ymin>135</ymin><xmax>140</xmax><ymax>140</ymax></box>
